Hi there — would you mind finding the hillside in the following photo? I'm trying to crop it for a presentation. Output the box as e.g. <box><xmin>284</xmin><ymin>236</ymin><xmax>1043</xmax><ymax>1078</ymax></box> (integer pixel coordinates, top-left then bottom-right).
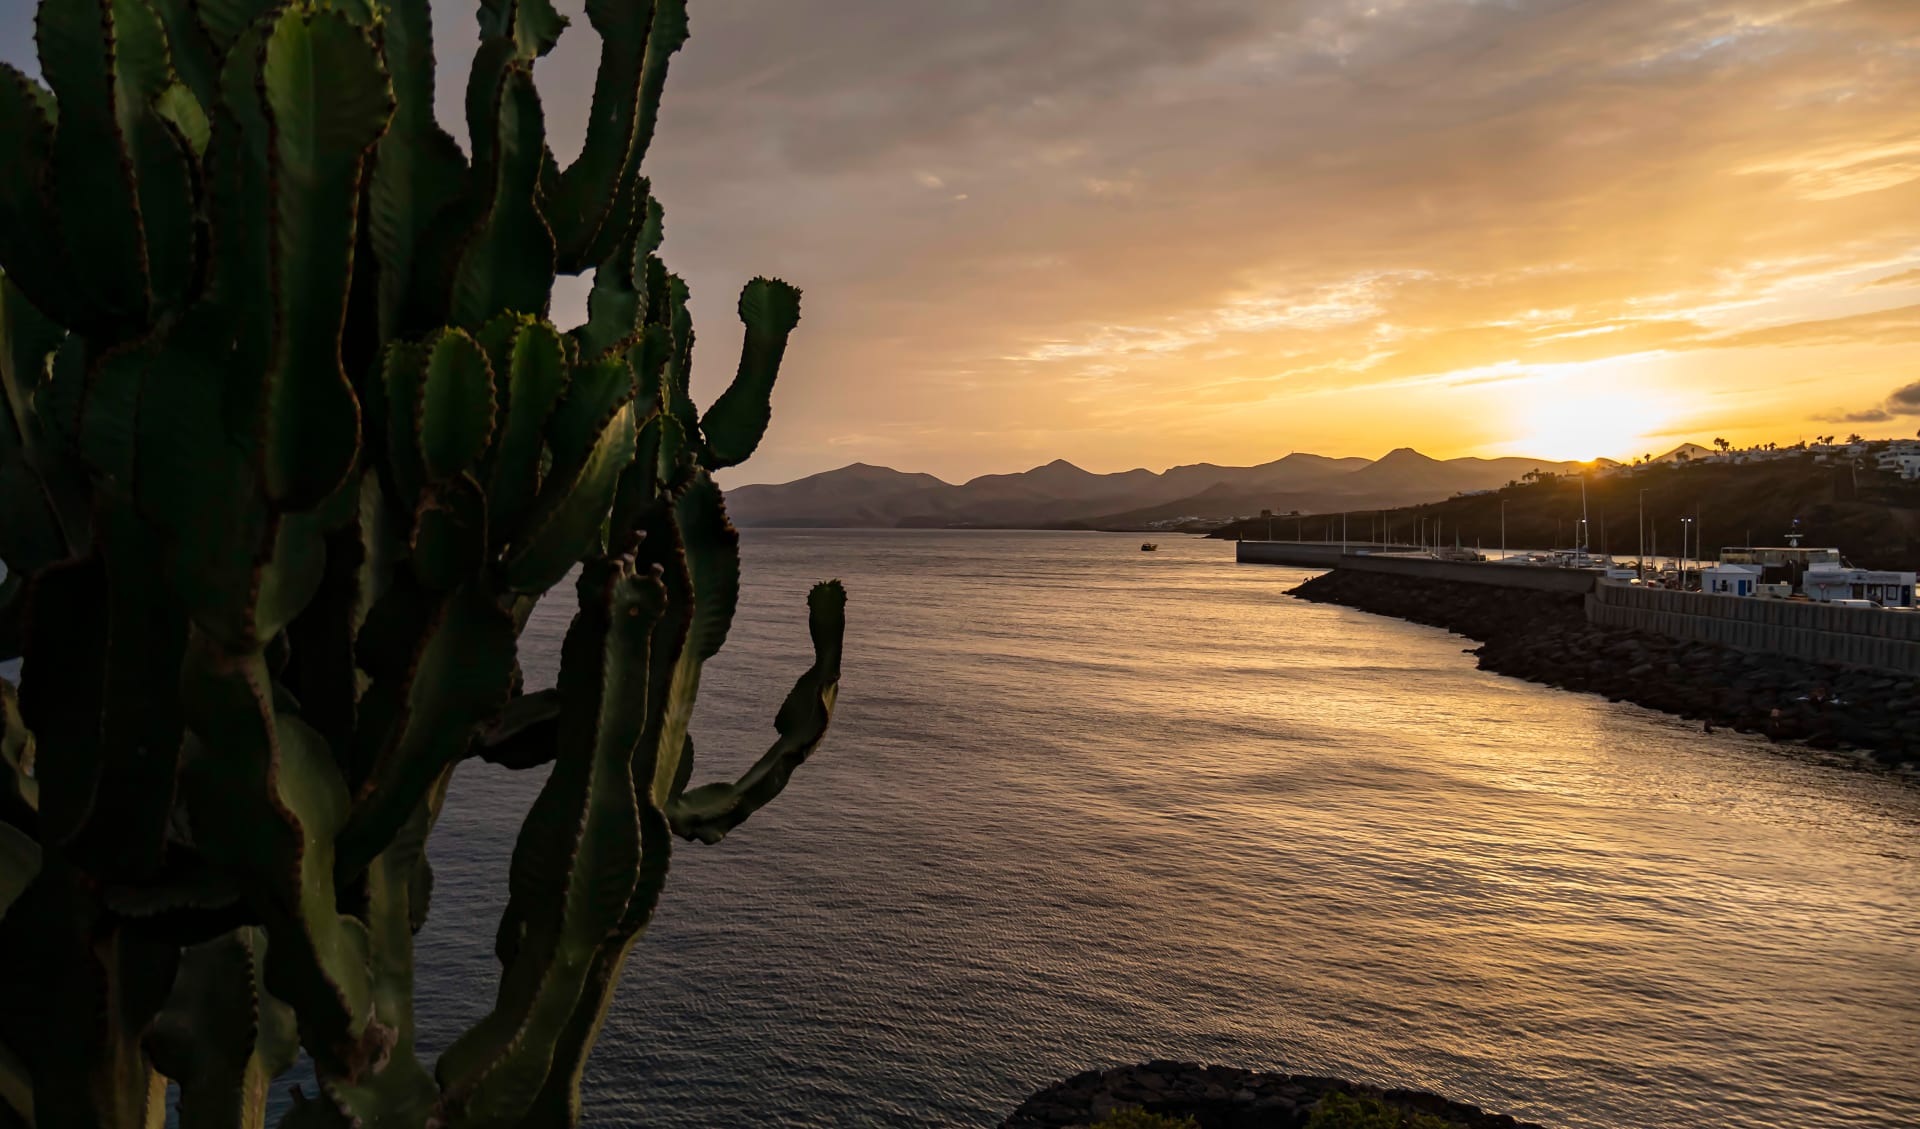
<box><xmin>1210</xmin><ymin>456</ymin><xmax>1920</xmax><ymax>570</ymax></box>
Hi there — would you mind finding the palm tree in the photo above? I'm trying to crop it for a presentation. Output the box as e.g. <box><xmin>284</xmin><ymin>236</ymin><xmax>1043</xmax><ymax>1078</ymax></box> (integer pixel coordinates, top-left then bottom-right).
<box><xmin>1714</xmin><ymin>437</ymin><xmax>1731</xmax><ymax>453</ymax></box>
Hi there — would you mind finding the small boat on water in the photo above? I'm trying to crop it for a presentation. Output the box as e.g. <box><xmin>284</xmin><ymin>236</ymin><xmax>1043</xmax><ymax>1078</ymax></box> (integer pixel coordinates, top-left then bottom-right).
<box><xmin>1140</xmin><ymin>542</ymin><xmax>1159</xmax><ymax>552</ymax></box>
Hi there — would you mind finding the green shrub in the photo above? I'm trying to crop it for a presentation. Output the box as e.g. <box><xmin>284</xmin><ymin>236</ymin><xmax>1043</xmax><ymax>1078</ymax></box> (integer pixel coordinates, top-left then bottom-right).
<box><xmin>1306</xmin><ymin>1090</ymin><xmax>1466</xmax><ymax>1129</ymax></box>
<box><xmin>1092</xmin><ymin>1108</ymin><xmax>1201</xmax><ymax>1129</ymax></box>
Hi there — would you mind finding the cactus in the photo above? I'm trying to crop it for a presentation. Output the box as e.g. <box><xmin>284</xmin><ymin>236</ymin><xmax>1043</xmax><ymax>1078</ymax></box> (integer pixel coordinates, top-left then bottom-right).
<box><xmin>0</xmin><ymin>0</ymin><xmax>843</xmax><ymax>1123</ymax></box>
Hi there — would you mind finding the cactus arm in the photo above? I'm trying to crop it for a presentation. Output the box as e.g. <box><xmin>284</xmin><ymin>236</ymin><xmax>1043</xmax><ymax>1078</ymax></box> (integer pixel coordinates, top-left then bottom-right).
<box><xmin>0</xmin><ymin>67</ymin><xmax>82</xmax><ymax>332</ymax></box>
<box><xmin>129</xmin><ymin>347</ymin><xmax>267</xmax><ymax>650</ymax></box>
<box><xmin>518</xmin><ymin>801</ymin><xmax>670</xmax><ymax>1124</ymax></box>
<box><xmin>33</xmin><ymin>0</ymin><xmax>154</xmax><ymax>333</ymax></box>
<box><xmin>179</xmin><ymin>646</ymin><xmax>383</xmax><ymax>1082</ymax></box>
<box><xmin>501</xmin><ymin>376</ymin><xmax>638</xmax><ymax>592</ymax></box>
<box><xmin>699</xmin><ymin>278</ymin><xmax>803</xmax><ymax>470</ymax></box>
<box><xmin>0</xmin><ymin>1040</ymin><xmax>27</xmax><ymax>1128</ymax></box>
<box><xmin>256</xmin><ymin>7</ymin><xmax>393</xmax><ymax>510</ymax></box>
<box><xmin>0</xmin><ymin>578</ymin><xmax>19</xmax><ymax>670</ymax></box>
<box><xmin>108</xmin><ymin>0</ymin><xmax>201</xmax><ymax>319</ymax></box>
<box><xmin>336</xmin><ymin>583</ymin><xmax>516</xmax><ymax>880</ymax></box>
<box><xmin>145</xmin><ymin>929</ymin><xmax>279</xmax><ymax>1129</ymax></box>
<box><xmin>547</xmin><ymin>0</ymin><xmax>676</xmax><ymax>272</ymax></box>
<box><xmin>0</xmin><ymin>681</ymin><xmax>37</xmax><ymax>826</ymax></box>
<box><xmin>481</xmin><ymin>318</ymin><xmax>569</xmax><ymax>544</ymax></box>
<box><xmin>327</xmin><ymin>782</ymin><xmax>444</xmax><ymax>1126</ymax></box>
<box><xmin>410</xmin><ymin>472</ymin><xmax>490</xmax><ymax>591</ymax></box>
<box><xmin>0</xmin><ymin>858</ymin><xmax>176</xmax><ymax>1129</ymax></box>
<box><xmin>571</xmin><ymin>187</ymin><xmax>665</xmax><ymax>364</ymax></box>
<box><xmin>419</xmin><ymin>329</ymin><xmax>498</xmax><ymax>481</ymax></box>
<box><xmin>451</xmin><ymin>63</ymin><xmax>555</xmax><ymax>329</ymax></box>
<box><xmin>667</xmin><ymin>580</ymin><xmax>844</xmax><ymax>844</ymax></box>
<box><xmin>281</xmin><ymin>497</ymin><xmax>376</xmax><ymax>764</ymax></box>
<box><xmin>368</xmin><ymin>0</ymin><xmax>470</xmax><ymax>343</ymax></box>
<box><xmin>476</xmin><ymin>0</ymin><xmax>568</xmax><ymax>62</ymax></box>
<box><xmin>0</xmin><ymin>822</ymin><xmax>37</xmax><ymax>926</ymax></box>
<box><xmin>204</xmin><ymin>20</ymin><xmax>275</xmax><ymax>382</ymax></box>
<box><xmin>65</xmin><ymin>501</ymin><xmax>188</xmax><ymax>879</ymax></box>
<box><xmin>662</xmin><ymin>274</ymin><xmax>701</xmax><ymax>452</ymax></box>
<box><xmin>145</xmin><ymin>0</ymin><xmax>219</xmax><ymax>108</ymax></box>
<box><xmin>380</xmin><ymin>340</ymin><xmax>431</xmax><ymax>514</ymax></box>
<box><xmin>435</xmin><ymin>560</ymin><xmax>665</xmax><ymax>1128</ymax></box>
<box><xmin>0</xmin><ymin>277</ymin><xmax>73</xmax><ymax>583</ymax></box>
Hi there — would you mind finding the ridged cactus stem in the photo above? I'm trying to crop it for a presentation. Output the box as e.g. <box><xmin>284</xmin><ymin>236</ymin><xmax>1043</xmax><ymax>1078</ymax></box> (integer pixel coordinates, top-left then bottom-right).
<box><xmin>0</xmin><ymin>0</ymin><xmax>841</xmax><ymax>1123</ymax></box>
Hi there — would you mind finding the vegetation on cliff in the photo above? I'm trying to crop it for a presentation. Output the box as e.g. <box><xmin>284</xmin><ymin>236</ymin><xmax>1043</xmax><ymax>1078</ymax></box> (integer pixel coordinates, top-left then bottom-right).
<box><xmin>1214</xmin><ymin>456</ymin><xmax>1920</xmax><ymax>570</ymax></box>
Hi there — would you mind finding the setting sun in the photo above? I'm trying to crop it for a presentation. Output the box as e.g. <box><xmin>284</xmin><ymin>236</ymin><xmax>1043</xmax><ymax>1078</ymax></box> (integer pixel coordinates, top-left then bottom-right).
<box><xmin>1508</xmin><ymin>369</ymin><xmax>1676</xmax><ymax>463</ymax></box>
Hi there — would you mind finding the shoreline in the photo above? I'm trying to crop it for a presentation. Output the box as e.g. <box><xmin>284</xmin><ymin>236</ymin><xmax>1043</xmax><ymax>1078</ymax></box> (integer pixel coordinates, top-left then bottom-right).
<box><xmin>1288</xmin><ymin>569</ymin><xmax>1920</xmax><ymax>775</ymax></box>
<box><xmin>1002</xmin><ymin>1062</ymin><xmax>1544</xmax><ymax>1128</ymax></box>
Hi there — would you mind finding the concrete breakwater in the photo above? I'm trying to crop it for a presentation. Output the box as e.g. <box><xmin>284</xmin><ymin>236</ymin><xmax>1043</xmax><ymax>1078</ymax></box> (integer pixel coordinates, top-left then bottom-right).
<box><xmin>1002</xmin><ymin>1061</ymin><xmax>1542</xmax><ymax>1128</ymax></box>
<box><xmin>1290</xmin><ymin>570</ymin><xmax>1920</xmax><ymax>770</ymax></box>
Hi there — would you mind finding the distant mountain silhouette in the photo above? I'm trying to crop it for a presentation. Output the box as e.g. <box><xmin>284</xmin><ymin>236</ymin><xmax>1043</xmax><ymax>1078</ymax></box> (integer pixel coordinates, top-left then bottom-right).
<box><xmin>725</xmin><ymin>449</ymin><xmax>1617</xmax><ymax>530</ymax></box>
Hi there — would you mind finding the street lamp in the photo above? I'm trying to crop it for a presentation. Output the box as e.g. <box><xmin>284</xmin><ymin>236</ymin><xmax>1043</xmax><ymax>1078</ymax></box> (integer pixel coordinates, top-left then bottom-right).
<box><xmin>1637</xmin><ymin>489</ymin><xmax>1646</xmax><ymax>580</ymax></box>
<box><xmin>1680</xmin><ymin>517</ymin><xmax>1695</xmax><ymax>588</ymax></box>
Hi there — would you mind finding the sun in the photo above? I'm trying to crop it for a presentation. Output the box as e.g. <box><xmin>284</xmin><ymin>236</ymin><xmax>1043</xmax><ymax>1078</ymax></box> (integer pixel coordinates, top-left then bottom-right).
<box><xmin>1512</xmin><ymin>374</ymin><xmax>1673</xmax><ymax>463</ymax></box>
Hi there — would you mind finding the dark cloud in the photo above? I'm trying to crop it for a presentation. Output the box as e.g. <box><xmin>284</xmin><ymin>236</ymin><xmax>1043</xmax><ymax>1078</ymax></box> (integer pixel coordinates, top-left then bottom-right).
<box><xmin>1889</xmin><ymin>382</ymin><xmax>1920</xmax><ymax>414</ymax></box>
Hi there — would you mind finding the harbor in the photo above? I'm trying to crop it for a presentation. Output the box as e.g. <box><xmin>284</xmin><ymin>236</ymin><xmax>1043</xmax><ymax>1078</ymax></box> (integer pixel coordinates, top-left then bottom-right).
<box><xmin>1238</xmin><ymin>522</ymin><xmax>1920</xmax><ymax>768</ymax></box>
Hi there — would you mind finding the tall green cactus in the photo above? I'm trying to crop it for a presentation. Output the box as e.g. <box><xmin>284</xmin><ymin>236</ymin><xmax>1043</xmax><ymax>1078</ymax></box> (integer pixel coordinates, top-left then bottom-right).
<box><xmin>0</xmin><ymin>0</ymin><xmax>844</xmax><ymax>1123</ymax></box>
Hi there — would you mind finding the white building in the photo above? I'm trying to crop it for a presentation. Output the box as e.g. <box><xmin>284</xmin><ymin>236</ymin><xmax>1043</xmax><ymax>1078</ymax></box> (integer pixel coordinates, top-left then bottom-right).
<box><xmin>1803</xmin><ymin>566</ymin><xmax>1918</xmax><ymax>607</ymax></box>
<box><xmin>1702</xmin><ymin>563</ymin><xmax>1764</xmax><ymax>597</ymax></box>
<box><xmin>1880</xmin><ymin>453</ymin><xmax>1920</xmax><ymax>480</ymax></box>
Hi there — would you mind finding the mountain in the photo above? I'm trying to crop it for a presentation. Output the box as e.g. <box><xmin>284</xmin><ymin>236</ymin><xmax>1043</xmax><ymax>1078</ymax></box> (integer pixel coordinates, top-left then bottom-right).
<box><xmin>726</xmin><ymin>449</ymin><xmax>1607</xmax><ymax>530</ymax></box>
<box><xmin>724</xmin><ymin>463</ymin><xmax>952</xmax><ymax>527</ymax></box>
<box><xmin>1648</xmin><ymin>443</ymin><xmax>1717</xmax><ymax>464</ymax></box>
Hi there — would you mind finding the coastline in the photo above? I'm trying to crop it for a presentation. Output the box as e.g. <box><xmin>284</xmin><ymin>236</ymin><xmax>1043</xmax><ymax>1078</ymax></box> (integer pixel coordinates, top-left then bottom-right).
<box><xmin>1288</xmin><ymin>569</ymin><xmax>1920</xmax><ymax>774</ymax></box>
<box><xmin>1002</xmin><ymin>1062</ymin><xmax>1545</xmax><ymax>1128</ymax></box>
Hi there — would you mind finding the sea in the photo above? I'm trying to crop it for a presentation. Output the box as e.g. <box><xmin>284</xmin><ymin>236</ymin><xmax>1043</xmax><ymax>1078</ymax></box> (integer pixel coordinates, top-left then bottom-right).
<box><xmin>410</xmin><ymin>530</ymin><xmax>1920</xmax><ymax>1128</ymax></box>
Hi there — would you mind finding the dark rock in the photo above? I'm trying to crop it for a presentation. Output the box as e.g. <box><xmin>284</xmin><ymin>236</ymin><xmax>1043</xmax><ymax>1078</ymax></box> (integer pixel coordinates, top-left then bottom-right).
<box><xmin>1286</xmin><ymin>569</ymin><xmax>1918</xmax><ymax>771</ymax></box>
<box><xmin>1002</xmin><ymin>1062</ymin><xmax>1544</xmax><ymax>1129</ymax></box>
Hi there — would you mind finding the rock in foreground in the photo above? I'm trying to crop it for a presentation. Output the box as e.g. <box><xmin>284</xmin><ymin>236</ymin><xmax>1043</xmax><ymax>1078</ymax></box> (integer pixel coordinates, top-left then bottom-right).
<box><xmin>1002</xmin><ymin>1061</ymin><xmax>1544</xmax><ymax>1129</ymax></box>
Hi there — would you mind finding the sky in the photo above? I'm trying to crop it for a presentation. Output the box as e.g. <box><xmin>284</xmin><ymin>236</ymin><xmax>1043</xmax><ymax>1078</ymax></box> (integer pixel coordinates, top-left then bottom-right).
<box><xmin>3</xmin><ymin>0</ymin><xmax>1917</xmax><ymax>484</ymax></box>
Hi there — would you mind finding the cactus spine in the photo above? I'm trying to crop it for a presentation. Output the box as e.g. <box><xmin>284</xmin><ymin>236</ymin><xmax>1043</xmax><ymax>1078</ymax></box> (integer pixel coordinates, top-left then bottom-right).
<box><xmin>0</xmin><ymin>0</ymin><xmax>844</xmax><ymax>1124</ymax></box>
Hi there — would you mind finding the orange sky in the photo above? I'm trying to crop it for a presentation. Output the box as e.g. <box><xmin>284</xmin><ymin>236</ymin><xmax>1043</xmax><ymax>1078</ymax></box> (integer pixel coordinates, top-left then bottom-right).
<box><xmin>7</xmin><ymin>0</ymin><xmax>1914</xmax><ymax>483</ymax></box>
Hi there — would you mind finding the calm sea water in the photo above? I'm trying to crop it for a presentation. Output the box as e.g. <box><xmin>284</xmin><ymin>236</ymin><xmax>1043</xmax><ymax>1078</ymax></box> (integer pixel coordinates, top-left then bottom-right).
<box><xmin>407</xmin><ymin>531</ymin><xmax>1920</xmax><ymax>1128</ymax></box>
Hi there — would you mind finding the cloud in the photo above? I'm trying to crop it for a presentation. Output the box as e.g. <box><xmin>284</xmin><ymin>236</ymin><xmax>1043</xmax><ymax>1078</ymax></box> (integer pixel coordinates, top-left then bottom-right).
<box><xmin>1712</xmin><ymin>305</ymin><xmax>1920</xmax><ymax>350</ymax></box>
<box><xmin>1861</xmin><ymin>268</ymin><xmax>1920</xmax><ymax>291</ymax></box>
<box><xmin>1822</xmin><ymin>380</ymin><xmax>1920</xmax><ymax>426</ymax></box>
<box><xmin>3</xmin><ymin>0</ymin><xmax>1917</xmax><ymax>482</ymax></box>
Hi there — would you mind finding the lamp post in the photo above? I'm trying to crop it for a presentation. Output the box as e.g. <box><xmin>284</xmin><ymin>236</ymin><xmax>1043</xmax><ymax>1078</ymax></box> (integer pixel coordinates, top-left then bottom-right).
<box><xmin>1638</xmin><ymin>489</ymin><xmax>1646</xmax><ymax>580</ymax></box>
<box><xmin>1681</xmin><ymin>517</ymin><xmax>1695</xmax><ymax>589</ymax></box>
<box><xmin>1500</xmin><ymin>499</ymin><xmax>1507</xmax><ymax>561</ymax></box>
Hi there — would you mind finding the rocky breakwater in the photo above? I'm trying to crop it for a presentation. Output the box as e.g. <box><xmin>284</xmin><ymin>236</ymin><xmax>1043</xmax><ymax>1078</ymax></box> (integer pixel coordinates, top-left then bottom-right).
<box><xmin>1002</xmin><ymin>1061</ymin><xmax>1542</xmax><ymax>1129</ymax></box>
<box><xmin>1290</xmin><ymin>570</ymin><xmax>1920</xmax><ymax>771</ymax></box>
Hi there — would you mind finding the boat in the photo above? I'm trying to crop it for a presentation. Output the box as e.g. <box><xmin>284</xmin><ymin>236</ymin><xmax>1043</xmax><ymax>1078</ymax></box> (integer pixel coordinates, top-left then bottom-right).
<box><xmin>1140</xmin><ymin>542</ymin><xmax>1158</xmax><ymax>552</ymax></box>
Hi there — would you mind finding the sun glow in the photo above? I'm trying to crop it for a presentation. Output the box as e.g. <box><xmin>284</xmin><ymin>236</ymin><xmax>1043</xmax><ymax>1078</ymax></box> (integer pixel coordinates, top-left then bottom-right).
<box><xmin>1511</xmin><ymin>369</ymin><xmax>1675</xmax><ymax>463</ymax></box>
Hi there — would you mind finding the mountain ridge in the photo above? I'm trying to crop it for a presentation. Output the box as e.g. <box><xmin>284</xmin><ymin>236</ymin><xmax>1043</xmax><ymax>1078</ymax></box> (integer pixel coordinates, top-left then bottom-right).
<box><xmin>724</xmin><ymin>447</ymin><xmax>1665</xmax><ymax>530</ymax></box>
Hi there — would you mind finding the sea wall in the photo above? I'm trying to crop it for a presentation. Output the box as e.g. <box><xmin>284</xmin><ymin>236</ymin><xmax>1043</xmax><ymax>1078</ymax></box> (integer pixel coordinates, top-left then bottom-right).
<box><xmin>1002</xmin><ymin>1062</ymin><xmax>1542</xmax><ymax>1129</ymax></box>
<box><xmin>1236</xmin><ymin>542</ymin><xmax>1597</xmax><ymax>594</ymax></box>
<box><xmin>1290</xmin><ymin>570</ymin><xmax>1920</xmax><ymax>769</ymax></box>
<box><xmin>1588</xmin><ymin>584</ymin><xmax>1920</xmax><ymax>674</ymax></box>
